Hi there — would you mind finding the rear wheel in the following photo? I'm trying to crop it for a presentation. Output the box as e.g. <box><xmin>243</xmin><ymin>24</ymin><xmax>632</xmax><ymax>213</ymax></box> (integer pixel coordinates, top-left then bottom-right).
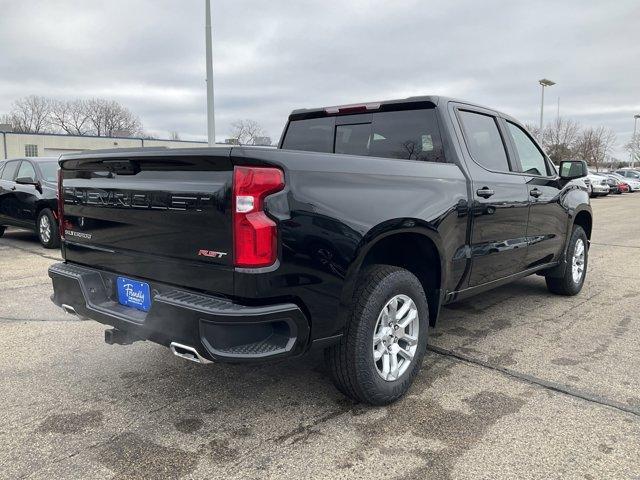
<box><xmin>325</xmin><ymin>265</ymin><xmax>429</xmax><ymax>405</ymax></box>
<box><xmin>546</xmin><ymin>225</ymin><xmax>588</xmax><ymax>296</ymax></box>
<box><xmin>37</xmin><ymin>209</ymin><xmax>60</xmax><ymax>249</ymax></box>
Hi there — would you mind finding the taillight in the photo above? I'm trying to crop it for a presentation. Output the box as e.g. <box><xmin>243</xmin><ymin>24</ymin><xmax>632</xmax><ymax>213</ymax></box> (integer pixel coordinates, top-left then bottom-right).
<box><xmin>232</xmin><ymin>166</ymin><xmax>284</xmax><ymax>267</ymax></box>
<box><xmin>57</xmin><ymin>167</ymin><xmax>64</xmax><ymax>239</ymax></box>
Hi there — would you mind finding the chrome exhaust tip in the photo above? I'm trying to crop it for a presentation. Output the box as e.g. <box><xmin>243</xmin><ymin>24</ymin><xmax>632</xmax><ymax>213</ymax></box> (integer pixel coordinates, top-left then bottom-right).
<box><xmin>61</xmin><ymin>304</ymin><xmax>77</xmax><ymax>315</ymax></box>
<box><xmin>170</xmin><ymin>342</ymin><xmax>212</xmax><ymax>364</ymax></box>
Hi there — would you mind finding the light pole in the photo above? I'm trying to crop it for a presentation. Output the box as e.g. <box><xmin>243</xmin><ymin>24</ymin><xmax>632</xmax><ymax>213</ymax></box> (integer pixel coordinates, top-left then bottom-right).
<box><xmin>632</xmin><ymin>114</ymin><xmax>640</xmax><ymax>168</ymax></box>
<box><xmin>538</xmin><ymin>78</ymin><xmax>556</xmax><ymax>130</ymax></box>
<box><xmin>205</xmin><ymin>0</ymin><xmax>216</xmax><ymax>146</ymax></box>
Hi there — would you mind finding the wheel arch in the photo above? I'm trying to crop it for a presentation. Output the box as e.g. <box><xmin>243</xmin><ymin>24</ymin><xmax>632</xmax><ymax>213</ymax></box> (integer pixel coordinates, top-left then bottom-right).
<box><xmin>573</xmin><ymin>208</ymin><xmax>592</xmax><ymax>241</ymax></box>
<box><xmin>35</xmin><ymin>200</ymin><xmax>58</xmax><ymax>223</ymax></box>
<box><xmin>340</xmin><ymin>221</ymin><xmax>445</xmax><ymax>327</ymax></box>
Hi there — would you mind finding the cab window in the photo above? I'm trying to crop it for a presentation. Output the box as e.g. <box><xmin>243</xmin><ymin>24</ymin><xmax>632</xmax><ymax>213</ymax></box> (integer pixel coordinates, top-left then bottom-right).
<box><xmin>0</xmin><ymin>160</ymin><xmax>19</xmax><ymax>181</ymax></box>
<box><xmin>458</xmin><ymin>110</ymin><xmax>510</xmax><ymax>172</ymax></box>
<box><xmin>506</xmin><ymin>122</ymin><xmax>550</xmax><ymax>176</ymax></box>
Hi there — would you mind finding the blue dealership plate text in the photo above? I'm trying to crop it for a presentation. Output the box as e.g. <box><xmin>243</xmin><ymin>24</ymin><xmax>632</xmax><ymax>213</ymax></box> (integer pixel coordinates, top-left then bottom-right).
<box><xmin>116</xmin><ymin>277</ymin><xmax>151</xmax><ymax>312</ymax></box>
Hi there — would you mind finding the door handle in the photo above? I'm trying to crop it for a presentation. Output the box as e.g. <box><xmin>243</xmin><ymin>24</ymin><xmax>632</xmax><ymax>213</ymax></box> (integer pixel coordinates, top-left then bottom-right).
<box><xmin>529</xmin><ymin>188</ymin><xmax>542</xmax><ymax>198</ymax></box>
<box><xmin>476</xmin><ymin>187</ymin><xmax>495</xmax><ymax>198</ymax></box>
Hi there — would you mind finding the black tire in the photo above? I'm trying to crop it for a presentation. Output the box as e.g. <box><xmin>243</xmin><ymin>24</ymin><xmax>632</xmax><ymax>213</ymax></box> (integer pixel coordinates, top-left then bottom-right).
<box><xmin>325</xmin><ymin>265</ymin><xmax>429</xmax><ymax>405</ymax></box>
<box><xmin>0</xmin><ymin>226</ymin><xmax>5</xmax><ymax>238</ymax></box>
<box><xmin>36</xmin><ymin>209</ymin><xmax>60</xmax><ymax>249</ymax></box>
<box><xmin>546</xmin><ymin>225</ymin><xmax>588</xmax><ymax>296</ymax></box>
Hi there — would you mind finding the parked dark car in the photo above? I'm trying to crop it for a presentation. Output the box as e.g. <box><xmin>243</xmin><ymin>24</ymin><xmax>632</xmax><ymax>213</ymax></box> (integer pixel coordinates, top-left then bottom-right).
<box><xmin>604</xmin><ymin>175</ymin><xmax>624</xmax><ymax>194</ymax></box>
<box><xmin>0</xmin><ymin>157</ymin><xmax>60</xmax><ymax>248</ymax></box>
<box><xmin>49</xmin><ymin>96</ymin><xmax>591</xmax><ymax>405</ymax></box>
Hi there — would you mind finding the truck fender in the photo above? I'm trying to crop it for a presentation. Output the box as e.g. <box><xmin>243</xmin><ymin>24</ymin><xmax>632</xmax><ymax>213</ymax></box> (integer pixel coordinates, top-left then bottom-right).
<box><xmin>337</xmin><ymin>219</ymin><xmax>446</xmax><ymax>327</ymax></box>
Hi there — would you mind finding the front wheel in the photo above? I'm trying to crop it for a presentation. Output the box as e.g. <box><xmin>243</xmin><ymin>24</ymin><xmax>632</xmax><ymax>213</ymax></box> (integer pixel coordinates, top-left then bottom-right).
<box><xmin>37</xmin><ymin>209</ymin><xmax>60</xmax><ymax>249</ymax></box>
<box><xmin>325</xmin><ymin>265</ymin><xmax>429</xmax><ymax>405</ymax></box>
<box><xmin>546</xmin><ymin>225</ymin><xmax>588</xmax><ymax>295</ymax></box>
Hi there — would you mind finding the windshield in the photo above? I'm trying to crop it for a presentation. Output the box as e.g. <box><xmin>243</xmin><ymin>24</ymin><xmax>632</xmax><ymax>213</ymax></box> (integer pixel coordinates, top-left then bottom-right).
<box><xmin>38</xmin><ymin>161</ymin><xmax>59</xmax><ymax>182</ymax></box>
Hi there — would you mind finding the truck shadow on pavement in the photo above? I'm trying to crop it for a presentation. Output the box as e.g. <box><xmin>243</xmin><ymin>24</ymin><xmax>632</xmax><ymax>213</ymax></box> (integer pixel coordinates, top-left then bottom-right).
<box><xmin>3</xmin><ymin>227</ymin><xmax>40</xmax><ymax>244</ymax></box>
<box><xmin>48</xmin><ymin>277</ymin><xmax>559</xmax><ymax>479</ymax></box>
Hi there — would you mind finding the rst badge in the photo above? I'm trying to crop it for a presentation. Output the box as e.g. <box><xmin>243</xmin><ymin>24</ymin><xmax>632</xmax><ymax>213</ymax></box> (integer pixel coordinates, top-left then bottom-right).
<box><xmin>198</xmin><ymin>249</ymin><xmax>228</xmax><ymax>259</ymax></box>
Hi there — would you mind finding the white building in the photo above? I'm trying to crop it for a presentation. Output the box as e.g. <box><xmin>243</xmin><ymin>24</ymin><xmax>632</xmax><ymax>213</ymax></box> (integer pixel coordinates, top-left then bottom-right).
<box><xmin>0</xmin><ymin>130</ymin><xmax>208</xmax><ymax>159</ymax></box>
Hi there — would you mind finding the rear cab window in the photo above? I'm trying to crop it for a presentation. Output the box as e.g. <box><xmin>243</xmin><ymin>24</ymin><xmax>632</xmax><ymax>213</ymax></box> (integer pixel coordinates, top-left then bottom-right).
<box><xmin>282</xmin><ymin>107</ymin><xmax>446</xmax><ymax>162</ymax></box>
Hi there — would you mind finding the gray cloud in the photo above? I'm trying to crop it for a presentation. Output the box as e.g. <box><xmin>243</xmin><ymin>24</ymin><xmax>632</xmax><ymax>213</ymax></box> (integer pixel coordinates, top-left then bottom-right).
<box><xmin>0</xmin><ymin>0</ymin><xmax>638</xmax><ymax>155</ymax></box>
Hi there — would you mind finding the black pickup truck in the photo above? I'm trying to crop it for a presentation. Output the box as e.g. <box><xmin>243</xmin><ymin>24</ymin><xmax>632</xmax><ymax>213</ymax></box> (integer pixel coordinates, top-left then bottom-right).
<box><xmin>49</xmin><ymin>96</ymin><xmax>591</xmax><ymax>405</ymax></box>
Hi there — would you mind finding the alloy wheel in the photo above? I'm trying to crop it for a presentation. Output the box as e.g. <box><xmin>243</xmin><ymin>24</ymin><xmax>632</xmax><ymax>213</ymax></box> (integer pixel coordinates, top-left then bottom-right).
<box><xmin>39</xmin><ymin>215</ymin><xmax>51</xmax><ymax>244</ymax></box>
<box><xmin>572</xmin><ymin>238</ymin><xmax>585</xmax><ymax>284</ymax></box>
<box><xmin>372</xmin><ymin>294</ymin><xmax>419</xmax><ymax>381</ymax></box>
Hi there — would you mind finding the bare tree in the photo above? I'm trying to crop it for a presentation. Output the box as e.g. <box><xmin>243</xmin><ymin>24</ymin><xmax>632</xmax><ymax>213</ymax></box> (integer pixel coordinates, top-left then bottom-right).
<box><xmin>85</xmin><ymin>98</ymin><xmax>142</xmax><ymax>137</ymax></box>
<box><xmin>169</xmin><ymin>131</ymin><xmax>181</xmax><ymax>141</ymax></box>
<box><xmin>625</xmin><ymin>135</ymin><xmax>640</xmax><ymax>167</ymax></box>
<box><xmin>7</xmin><ymin>95</ymin><xmax>52</xmax><ymax>133</ymax></box>
<box><xmin>0</xmin><ymin>113</ymin><xmax>13</xmax><ymax>128</ymax></box>
<box><xmin>230</xmin><ymin>119</ymin><xmax>266</xmax><ymax>145</ymax></box>
<box><xmin>541</xmin><ymin>117</ymin><xmax>581</xmax><ymax>163</ymax></box>
<box><xmin>50</xmin><ymin>99</ymin><xmax>92</xmax><ymax>135</ymax></box>
<box><xmin>525</xmin><ymin>123</ymin><xmax>542</xmax><ymax>141</ymax></box>
<box><xmin>574</xmin><ymin>126</ymin><xmax>617</xmax><ymax>171</ymax></box>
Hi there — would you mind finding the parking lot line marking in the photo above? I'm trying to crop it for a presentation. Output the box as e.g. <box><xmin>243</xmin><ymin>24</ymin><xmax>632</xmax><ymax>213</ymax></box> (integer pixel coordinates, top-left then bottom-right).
<box><xmin>590</xmin><ymin>242</ymin><xmax>640</xmax><ymax>249</ymax></box>
<box><xmin>427</xmin><ymin>345</ymin><xmax>640</xmax><ymax>419</ymax></box>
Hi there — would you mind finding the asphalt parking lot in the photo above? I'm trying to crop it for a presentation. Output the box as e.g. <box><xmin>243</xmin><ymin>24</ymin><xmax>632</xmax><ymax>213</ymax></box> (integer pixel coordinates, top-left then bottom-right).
<box><xmin>1</xmin><ymin>194</ymin><xmax>639</xmax><ymax>480</ymax></box>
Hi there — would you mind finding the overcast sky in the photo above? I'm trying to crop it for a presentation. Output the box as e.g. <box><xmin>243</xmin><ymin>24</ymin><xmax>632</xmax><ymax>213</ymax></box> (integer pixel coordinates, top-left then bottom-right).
<box><xmin>0</xmin><ymin>0</ymin><xmax>638</xmax><ymax>156</ymax></box>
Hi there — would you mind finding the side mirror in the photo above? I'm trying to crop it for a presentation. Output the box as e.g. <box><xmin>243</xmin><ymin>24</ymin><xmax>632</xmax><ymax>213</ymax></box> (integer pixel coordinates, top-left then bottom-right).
<box><xmin>15</xmin><ymin>176</ymin><xmax>37</xmax><ymax>185</ymax></box>
<box><xmin>559</xmin><ymin>160</ymin><xmax>588</xmax><ymax>180</ymax></box>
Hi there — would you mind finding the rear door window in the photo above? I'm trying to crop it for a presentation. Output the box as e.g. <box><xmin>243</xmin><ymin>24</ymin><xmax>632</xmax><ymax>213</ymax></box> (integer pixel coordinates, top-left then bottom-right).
<box><xmin>0</xmin><ymin>160</ymin><xmax>19</xmax><ymax>181</ymax></box>
<box><xmin>370</xmin><ymin>110</ymin><xmax>444</xmax><ymax>162</ymax></box>
<box><xmin>458</xmin><ymin>110</ymin><xmax>510</xmax><ymax>172</ymax></box>
<box><xmin>282</xmin><ymin>108</ymin><xmax>445</xmax><ymax>162</ymax></box>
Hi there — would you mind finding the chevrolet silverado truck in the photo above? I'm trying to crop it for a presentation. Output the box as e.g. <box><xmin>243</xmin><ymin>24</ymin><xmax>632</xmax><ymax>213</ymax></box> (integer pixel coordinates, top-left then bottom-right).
<box><xmin>49</xmin><ymin>96</ymin><xmax>591</xmax><ymax>405</ymax></box>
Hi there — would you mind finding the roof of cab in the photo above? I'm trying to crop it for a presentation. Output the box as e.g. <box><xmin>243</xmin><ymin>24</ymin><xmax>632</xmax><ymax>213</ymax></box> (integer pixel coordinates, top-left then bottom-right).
<box><xmin>288</xmin><ymin>95</ymin><xmax>510</xmax><ymax>121</ymax></box>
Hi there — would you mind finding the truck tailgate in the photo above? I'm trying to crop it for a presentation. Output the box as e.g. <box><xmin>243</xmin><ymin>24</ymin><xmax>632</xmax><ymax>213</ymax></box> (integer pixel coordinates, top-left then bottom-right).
<box><xmin>60</xmin><ymin>150</ymin><xmax>235</xmax><ymax>296</ymax></box>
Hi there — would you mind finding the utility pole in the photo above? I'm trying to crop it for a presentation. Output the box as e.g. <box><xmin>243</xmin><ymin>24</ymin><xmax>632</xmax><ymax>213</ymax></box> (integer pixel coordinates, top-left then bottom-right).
<box><xmin>538</xmin><ymin>78</ymin><xmax>555</xmax><ymax>130</ymax></box>
<box><xmin>632</xmin><ymin>114</ymin><xmax>640</xmax><ymax>168</ymax></box>
<box><xmin>205</xmin><ymin>0</ymin><xmax>216</xmax><ymax>146</ymax></box>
